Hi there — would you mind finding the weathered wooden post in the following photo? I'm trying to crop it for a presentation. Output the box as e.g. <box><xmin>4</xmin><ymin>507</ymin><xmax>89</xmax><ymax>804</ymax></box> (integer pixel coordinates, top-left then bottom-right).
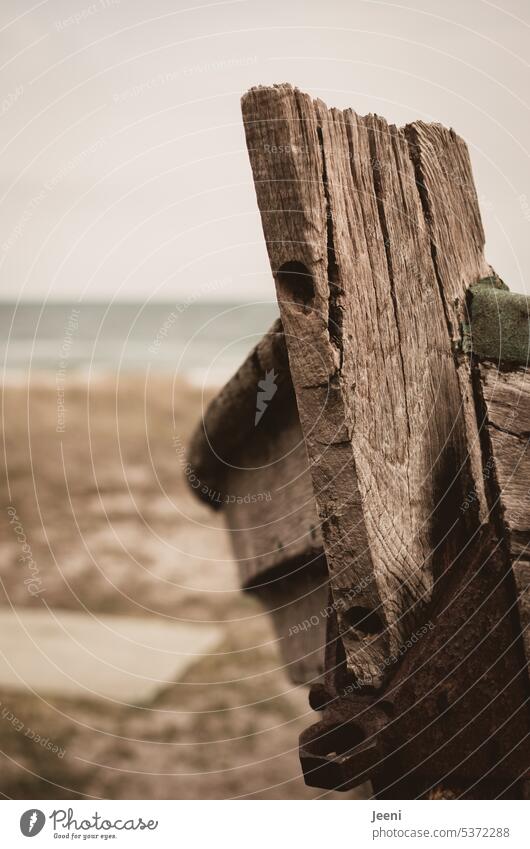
<box><xmin>188</xmin><ymin>85</ymin><xmax>530</xmax><ymax>798</ymax></box>
<box><xmin>187</xmin><ymin>323</ymin><xmax>329</xmax><ymax>686</ymax></box>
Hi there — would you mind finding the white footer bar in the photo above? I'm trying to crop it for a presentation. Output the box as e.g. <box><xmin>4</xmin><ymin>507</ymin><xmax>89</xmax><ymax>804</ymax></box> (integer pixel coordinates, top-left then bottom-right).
<box><xmin>2</xmin><ymin>799</ymin><xmax>527</xmax><ymax>848</ymax></box>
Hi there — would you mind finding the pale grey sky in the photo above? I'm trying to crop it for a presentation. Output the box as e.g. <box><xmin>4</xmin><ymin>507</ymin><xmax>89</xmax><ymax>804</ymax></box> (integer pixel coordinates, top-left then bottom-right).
<box><xmin>0</xmin><ymin>0</ymin><xmax>528</xmax><ymax>302</ymax></box>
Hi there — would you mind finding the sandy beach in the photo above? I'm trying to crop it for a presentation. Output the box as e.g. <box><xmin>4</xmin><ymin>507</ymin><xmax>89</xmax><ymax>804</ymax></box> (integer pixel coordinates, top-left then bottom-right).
<box><xmin>0</xmin><ymin>373</ymin><xmax>359</xmax><ymax>799</ymax></box>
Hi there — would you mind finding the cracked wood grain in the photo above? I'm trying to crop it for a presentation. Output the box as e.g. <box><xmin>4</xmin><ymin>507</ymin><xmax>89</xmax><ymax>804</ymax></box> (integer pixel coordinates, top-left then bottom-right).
<box><xmin>242</xmin><ymin>85</ymin><xmax>484</xmax><ymax>686</ymax></box>
<box><xmin>479</xmin><ymin>362</ymin><xmax>530</xmax><ymax>671</ymax></box>
<box><xmin>405</xmin><ymin>122</ymin><xmax>493</xmax><ymax>523</ymax></box>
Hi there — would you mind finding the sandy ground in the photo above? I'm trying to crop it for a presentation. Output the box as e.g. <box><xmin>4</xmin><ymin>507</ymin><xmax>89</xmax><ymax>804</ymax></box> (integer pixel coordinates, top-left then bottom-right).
<box><xmin>0</xmin><ymin>373</ymin><xmax>363</xmax><ymax>799</ymax></box>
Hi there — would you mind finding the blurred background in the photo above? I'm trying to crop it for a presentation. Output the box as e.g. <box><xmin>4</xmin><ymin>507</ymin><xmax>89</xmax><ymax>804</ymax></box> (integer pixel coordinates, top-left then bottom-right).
<box><xmin>0</xmin><ymin>0</ymin><xmax>528</xmax><ymax>799</ymax></box>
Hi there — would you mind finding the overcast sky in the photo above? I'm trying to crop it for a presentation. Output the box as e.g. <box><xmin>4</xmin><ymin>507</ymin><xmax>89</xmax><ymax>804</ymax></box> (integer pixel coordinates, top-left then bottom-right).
<box><xmin>0</xmin><ymin>0</ymin><xmax>528</xmax><ymax>302</ymax></box>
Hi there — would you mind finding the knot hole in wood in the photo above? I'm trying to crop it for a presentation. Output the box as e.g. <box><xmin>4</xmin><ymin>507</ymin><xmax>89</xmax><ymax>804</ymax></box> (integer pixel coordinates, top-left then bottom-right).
<box><xmin>276</xmin><ymin>260</ymin><xmax>315</xmax><ymax>311</ymax></box>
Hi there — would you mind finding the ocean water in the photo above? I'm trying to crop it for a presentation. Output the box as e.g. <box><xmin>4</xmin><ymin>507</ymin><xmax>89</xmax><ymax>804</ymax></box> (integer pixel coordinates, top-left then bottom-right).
<box><xmin>0</xmin><ymin>301</ymin><xmax>279</xmax><ymax>386</ymax></box>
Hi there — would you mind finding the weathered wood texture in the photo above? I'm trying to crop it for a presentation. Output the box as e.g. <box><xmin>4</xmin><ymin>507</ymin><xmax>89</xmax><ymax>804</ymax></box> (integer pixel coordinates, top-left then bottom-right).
<box><xmin>405</xmin><ymin>124</ymin><xmax>492</xmax><ymax>523</ymax></box>
<box><xmin>186</xmin><ymin>314</ymin><xmax>328</xmax><ymax>686</ymax></box>
<box><xmin>479</xmin><ymin>361</ymin><xmax>530</xmax><ymax>667</ymax></box>
<box><xmin>513</xmin><ymin>560</ymin><xmax>530</xmax><ymax>669</ymax></box>
<box><xmin>241</xmin><ymin>85</ymin><xmax>493</xmax><ymax>686</ymax></box>
<box><xmin>480</xmin><ymin>362</ymin><xmax>530</xmax><ymax>557</ymax></box>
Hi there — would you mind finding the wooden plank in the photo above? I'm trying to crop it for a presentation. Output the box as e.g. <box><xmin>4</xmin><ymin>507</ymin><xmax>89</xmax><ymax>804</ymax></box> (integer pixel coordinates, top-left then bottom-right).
<box><xmin>242</xmin><ymin>85</ymin><xmax>482</xmax><ymax>686</ymax></box>
<box><xmin>479</xmin><ymin>362</ymin><xmax>530</xmax><ymax>558</ymax></box>
<box><xmin>512</xmin><ymin>560</ymin><xmax>530</xmax><ymax>666</ymax></box>
<box><xmin>478</xmin><ymin>361</ymin><xmax>530</xmax><ymax>677</ymax></box>
<box><xmin>186</xmin><ymin>314</ymin><xmax>328</xmax><ymax>687</ymax></box>
<box><xmin>224</xmin><ymin>389</ymin><xmax>322</xmax><ymax>588</ymax></box>
<box><xmin>186</xmin><ymin>319</ymin><xmax>288</xmax><ymax>507</ymax></box>
<box><xmin>186</xmin><ymin>317</ymin><xmax>323</xmax><ymax>586</ymax></box>
<box><xmin>408</xmin><ymin>118</ymin><xmax>530</xmax><ymax>679</ymax></box>
<box><xmin>404</xmin><ymin>121</ymin><xmax>492</xmax><ymax>523</ymax></box>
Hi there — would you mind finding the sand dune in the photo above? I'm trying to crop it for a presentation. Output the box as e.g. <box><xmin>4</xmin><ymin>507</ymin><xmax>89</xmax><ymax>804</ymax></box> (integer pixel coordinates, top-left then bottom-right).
<box><xmin>0</xmin><ymin>373</ymin><xmax>358</xmax><ymax>799</ymax></box>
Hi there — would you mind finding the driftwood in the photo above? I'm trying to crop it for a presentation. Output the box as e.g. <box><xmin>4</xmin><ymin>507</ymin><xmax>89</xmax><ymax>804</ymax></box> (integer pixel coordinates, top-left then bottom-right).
<box><xmin>473</xmin><ymin>285</ymin><xmax>530</xmax><ymax>674</ymax></box>
<box><xmin>241</xmin><ymin>84</ymin><xmax>495</xmax><ymax>686</ymax></box>
<box><xmin>239</xmin><ymin>85</ymin><xmax>529</xmax><ymax>795</ymax></box>
<box><xmin>480</xmin><ymin>362</ymin><xmax>530</xmax><ymax>665</ymax></box>
<box><xmin>187</xmin><ymin>85</ymin><xmax>529</xmax><ymax>796</ymax></box>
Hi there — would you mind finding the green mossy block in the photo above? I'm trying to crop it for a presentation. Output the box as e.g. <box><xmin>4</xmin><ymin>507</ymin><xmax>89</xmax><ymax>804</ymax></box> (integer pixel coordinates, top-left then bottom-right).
<box><xmin>467</xmin><ymin>278</ymin><xmax>530</xmax><ymax>366</ymax></box>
